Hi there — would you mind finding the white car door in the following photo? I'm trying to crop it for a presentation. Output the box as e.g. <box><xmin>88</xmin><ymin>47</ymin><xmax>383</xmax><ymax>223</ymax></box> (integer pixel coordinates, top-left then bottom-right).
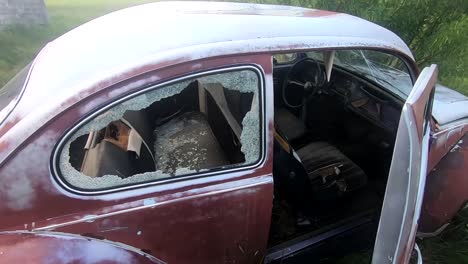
<box><xmin>372</xmin><ymin>65</ymin><xmax>438</xmax><ymax>264</ymax></box>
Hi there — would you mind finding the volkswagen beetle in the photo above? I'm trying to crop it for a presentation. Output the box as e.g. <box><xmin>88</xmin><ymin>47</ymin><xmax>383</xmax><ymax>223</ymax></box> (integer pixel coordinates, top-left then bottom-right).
<box><xmin>0</xmin><ymin>2</ymin><xmax>467</xmax><ymax>263</ymax></box>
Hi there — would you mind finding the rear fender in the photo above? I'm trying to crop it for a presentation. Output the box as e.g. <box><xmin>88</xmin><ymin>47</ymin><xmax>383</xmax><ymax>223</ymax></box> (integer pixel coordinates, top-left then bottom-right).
<box><xmin>419</xmin><ymin>131</ymin><xmax>468</xmax><ymax>233</ymax></box>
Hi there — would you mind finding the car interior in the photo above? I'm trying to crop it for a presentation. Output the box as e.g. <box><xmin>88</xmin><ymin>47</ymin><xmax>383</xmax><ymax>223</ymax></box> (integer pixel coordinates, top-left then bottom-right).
<box><xmin>268</xmin><ymin>51</ymin><xmax>407</xmax><ymax>249</ymax></box>
<box><xmin>67</xmin><ymin>49</ymin><xmax>411</xmax><ymax>254</ymax></box>
<box><xmin>69</xmin><ymin>77</ymin><xmax>256</xmax><ymax>179</ymax></box>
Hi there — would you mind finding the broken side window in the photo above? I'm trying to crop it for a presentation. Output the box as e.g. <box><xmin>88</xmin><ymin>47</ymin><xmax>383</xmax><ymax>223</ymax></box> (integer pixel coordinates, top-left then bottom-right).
<box><xmin>59</xmin><ymin>69</ymin><xmax>261</xmax><ymax>190</ymax></box>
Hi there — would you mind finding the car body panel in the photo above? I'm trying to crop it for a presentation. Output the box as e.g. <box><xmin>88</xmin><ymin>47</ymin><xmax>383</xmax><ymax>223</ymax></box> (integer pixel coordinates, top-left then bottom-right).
<box><xmin>0</xmin><ymin>54</ymin><xmax>275</xmax><ymax>263</ymax></box>
<box><xmin>420</xmin><ymin>130</ymin><xmax>468</xmax><ymax>233</ymax></box>
<box><xmin>372</xmin><ymin>65</ymin><xmax>437</xmax><ymax>264</ymax></box>
<box><xmin>0</xmin><ymin>231</ymin><xmax>164</xmax><ymax>263</ymax></box>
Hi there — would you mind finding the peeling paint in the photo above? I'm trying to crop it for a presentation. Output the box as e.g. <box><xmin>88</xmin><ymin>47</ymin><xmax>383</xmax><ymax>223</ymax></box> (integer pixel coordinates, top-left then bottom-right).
<box><xmin>143</xmin><ymin>198</ymin><xmax>156</xmax><ymax>206</ymax></box>
<box><xmin>450</xmin><ymin>140</ymin><xmax>464</xmax><ymax>152</ymax></box>
<box><xmin>0</xmin><ymin>130</ymin><xmax>59</xmax><ymax>211</ymax></box>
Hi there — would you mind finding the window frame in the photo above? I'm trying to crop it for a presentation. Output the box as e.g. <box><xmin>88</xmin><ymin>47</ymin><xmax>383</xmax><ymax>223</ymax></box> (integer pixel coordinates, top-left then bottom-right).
<box><xmin>274</xmin><ymin>48</ymin><xmax>418</xmax><ymax>100</ymax></box>
<box><xmin>51</xmin><ymin>65</ymin><xmax>266</xmax><ymax>195</ymax></box>
<box><xmin>332</xmin><ymin>49</ymin><xmax>414</xmax><ymax>99</ymax></box>
<box><xmin>273</xmin><ymin>53</ymin><xmax>300</xmax><ymax>65</ymax></box>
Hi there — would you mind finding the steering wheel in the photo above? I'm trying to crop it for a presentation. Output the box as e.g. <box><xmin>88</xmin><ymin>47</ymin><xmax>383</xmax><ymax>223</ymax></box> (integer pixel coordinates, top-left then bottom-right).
<box><xmin>282</xmin><ymin>57</ymin><xmax>326</xmax><ymax>108</ymax></box>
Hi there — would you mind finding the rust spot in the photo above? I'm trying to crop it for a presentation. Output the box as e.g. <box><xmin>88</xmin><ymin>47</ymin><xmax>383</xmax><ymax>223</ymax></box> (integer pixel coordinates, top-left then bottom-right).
<box><xmin>0</xmin><ymin>141</ymin><xmax>10</xmax><ymax>152</ymax></box>
<box><xmin>302</xmin><ymin>9</ymin><xmax>338</xmax><ymax>17</ymax></box>
<box><xmin>0</xmin><ymin>116</ymin><xmax>21</xmax><ymax>137</ymax></box>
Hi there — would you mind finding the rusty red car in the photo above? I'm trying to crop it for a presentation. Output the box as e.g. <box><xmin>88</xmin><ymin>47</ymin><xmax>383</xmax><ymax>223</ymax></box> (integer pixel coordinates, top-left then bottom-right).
<box><xmin>0</xmin><ymin>2</ymin><xmax>467</xmax><ymax>263</ymax></box>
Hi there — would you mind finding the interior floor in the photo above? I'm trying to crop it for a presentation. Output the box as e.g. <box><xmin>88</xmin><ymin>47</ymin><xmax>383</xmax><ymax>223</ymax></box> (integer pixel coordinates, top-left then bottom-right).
<box><xmin>269</xmin><ymin>177</ymin><xmax>383</xmax><ymax>245</ymax></box>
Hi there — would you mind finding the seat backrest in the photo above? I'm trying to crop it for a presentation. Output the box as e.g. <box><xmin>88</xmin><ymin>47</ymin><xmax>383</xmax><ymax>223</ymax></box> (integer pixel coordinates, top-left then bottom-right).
<box><xmin>275</xmin><ymin>108</ymin><xmax>306</xmax><ymax>142</ymax></box>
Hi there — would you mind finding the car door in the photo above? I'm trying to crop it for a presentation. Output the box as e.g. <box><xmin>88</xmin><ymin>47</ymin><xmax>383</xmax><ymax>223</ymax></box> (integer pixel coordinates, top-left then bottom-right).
<box><xmin>372</xmin><ymin>65</ymin><xmax>438</xmax><ymax>264</ymax></box>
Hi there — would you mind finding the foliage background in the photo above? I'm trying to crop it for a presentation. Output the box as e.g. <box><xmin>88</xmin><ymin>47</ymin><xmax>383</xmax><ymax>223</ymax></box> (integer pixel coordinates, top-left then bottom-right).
<box><xmin>0</xmin><ymin>1</ymin><xmax>467</xmax><ymax>263</ymax></box>
<box><xmin>268</xmin><ymin>0</ymin><xmax>468</xmax><ymax>95</ymax></box>
<box><xmin>0</xmin><ymin>0</ymin><xmax>467</xmax><ymax>95</ymax></box>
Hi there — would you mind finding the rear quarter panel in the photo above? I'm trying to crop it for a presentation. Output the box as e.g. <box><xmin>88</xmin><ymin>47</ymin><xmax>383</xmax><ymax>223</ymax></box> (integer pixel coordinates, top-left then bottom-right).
<box><xmin>420</xmin><ymin>124</ymin><xmax>468</xmax><ymax>233</ymax></box>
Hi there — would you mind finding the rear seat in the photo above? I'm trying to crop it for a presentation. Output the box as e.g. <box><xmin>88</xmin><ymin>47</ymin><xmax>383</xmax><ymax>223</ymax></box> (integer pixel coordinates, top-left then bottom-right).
<box><xmin>153</xmin><ymin>111</ymin><xmax>229</xmax><ymax>173</ymax></box>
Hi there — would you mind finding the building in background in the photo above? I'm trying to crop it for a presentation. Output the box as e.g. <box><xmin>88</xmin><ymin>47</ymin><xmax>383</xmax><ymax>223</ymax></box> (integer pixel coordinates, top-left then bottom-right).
<box><xmin>0</xmin><ymin>0</ymin><xmax>48</xmax><ymax>28</ymax></box>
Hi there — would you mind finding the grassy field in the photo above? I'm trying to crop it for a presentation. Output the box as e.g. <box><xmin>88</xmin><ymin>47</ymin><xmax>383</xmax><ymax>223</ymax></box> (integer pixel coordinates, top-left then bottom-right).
<box><xmin>419</xmin><ymin>209</ymin><xmax>468</xmax><ymax>264</ymax></box>
<box><xmin>0</xmin><ymin>0</ymin><xmax>154</xmax><ymax>87</ymax></box>
<box><xmin>0</xmin><ymin>1</ymin><xmax>467</xmax><ymax>263</ymax></box>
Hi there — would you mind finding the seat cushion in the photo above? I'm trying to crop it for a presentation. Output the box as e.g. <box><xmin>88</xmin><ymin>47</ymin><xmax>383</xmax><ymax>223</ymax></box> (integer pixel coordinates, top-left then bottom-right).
<box><xmin>296</xmin><ymin>141</ymin><xmax>367</xmax><ymax>199</ymax></box>
<box><xmin>275</xmin><ymin>108</ymin><xmax>306</xmax><ymax>142</ymax></box>
<box><xmin>154</xmin><ymin>111</ymin><xmax>229</xmax><ymax>174</ymax></box>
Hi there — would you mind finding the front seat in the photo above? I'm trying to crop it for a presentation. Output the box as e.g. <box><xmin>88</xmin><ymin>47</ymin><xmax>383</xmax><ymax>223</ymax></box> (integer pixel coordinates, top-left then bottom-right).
<box><xmin>273</xmin><ymin>108</ymin><xmax>367</xmax><ymax>213</ymax></box>
<box><xmin>275</xmin><ymin>108</ymin><xmax>307</xmax><ymax>143</ymax></box>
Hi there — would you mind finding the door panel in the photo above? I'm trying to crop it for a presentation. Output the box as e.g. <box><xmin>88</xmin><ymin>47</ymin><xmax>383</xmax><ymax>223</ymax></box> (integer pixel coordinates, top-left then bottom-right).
<box><xmin>46</xmin><ymin>178</ymin><xmax>273</xmax><ymax>263</ymax></box>
<box><xmin>372</xmin><ymin>65</ymin><xmax>438</xmax><ymax>264</ymax></box>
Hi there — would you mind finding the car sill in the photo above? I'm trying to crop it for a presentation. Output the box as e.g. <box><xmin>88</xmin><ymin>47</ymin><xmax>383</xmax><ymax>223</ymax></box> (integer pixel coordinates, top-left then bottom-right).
<box><xmin>264</xmin><ymin>211</ymin><xmax>375</xmax><ymax>263</ymax></box>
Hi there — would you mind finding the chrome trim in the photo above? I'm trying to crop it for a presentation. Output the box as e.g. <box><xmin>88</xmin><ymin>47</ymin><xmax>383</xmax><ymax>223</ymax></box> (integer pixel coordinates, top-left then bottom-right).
<box><xmin>414</xmin><ymin>243</ymin><xmax>423</xmax><ymax>264</ymax></box>
<box><xmin>51</xmin><ymin>65</ymin><xmax>267</xmax><ymax>195</ymax></box>
<box><xmin>34</xmin><ymin>178</ymin><xmax>271</xmax><ymax>231</ymax></box>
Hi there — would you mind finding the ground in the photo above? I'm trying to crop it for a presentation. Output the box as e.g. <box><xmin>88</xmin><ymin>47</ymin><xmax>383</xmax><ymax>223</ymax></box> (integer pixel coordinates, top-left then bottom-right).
<box><xmin>0</xmin><ymin>0</ymin><xmax>467</xmax><ymax>263</ymax></box>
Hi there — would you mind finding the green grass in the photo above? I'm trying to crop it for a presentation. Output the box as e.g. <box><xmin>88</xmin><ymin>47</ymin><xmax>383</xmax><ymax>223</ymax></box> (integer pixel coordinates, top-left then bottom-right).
<box><xmin>441</xmin><ymin>76</ymin><xmax>468</xmax><ymax>95</ymax></box>
<box><xmin>0</xmin><ymin>0</ymin><xmax>154</xmax><ymax>87</ymax></box>
<box><xmin>0</xmin><ymin>1</ymin><xmax>467</xmax><ymax>262</ymax></box>
<box><xmin>335</xmin><ymin>208</ymin><xmax>468</xmax><ymax>263</ymax></box>
<box><xmin>420</xmin><ymin>209</ymin><xmax>468</xmax><ymax>264</ymax></box>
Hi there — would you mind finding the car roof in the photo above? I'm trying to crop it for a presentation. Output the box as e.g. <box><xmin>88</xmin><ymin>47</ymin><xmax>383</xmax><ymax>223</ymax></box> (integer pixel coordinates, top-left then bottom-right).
<box><xmin>0</xmin><ymin>1</ymin><xmax>414</xmax><ymax>162</ymax></box>
<box><xmin>24</xmin><ymin>1</ymin><xmax>414</xmax><ymax>104</ymax></box>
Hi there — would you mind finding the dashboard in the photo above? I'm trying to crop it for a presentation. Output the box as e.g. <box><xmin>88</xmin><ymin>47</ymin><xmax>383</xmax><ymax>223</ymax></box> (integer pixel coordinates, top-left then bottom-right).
<box><xmin>273</xmin><ymin>62</ymin><xmax>403</xmax><ymax>133</ymax></box>
<box><xmin>328</xmin><ymin>68</ymin><xmax>402</xmax><ymax>132</ymax></box>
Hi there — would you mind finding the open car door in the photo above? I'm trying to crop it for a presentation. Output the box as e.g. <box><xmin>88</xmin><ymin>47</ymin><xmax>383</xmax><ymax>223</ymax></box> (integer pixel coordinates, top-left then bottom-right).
<box><xmin>372</xmin><ymin>65</ymin><xmax>438</xmax><ymax>264</ymax></box>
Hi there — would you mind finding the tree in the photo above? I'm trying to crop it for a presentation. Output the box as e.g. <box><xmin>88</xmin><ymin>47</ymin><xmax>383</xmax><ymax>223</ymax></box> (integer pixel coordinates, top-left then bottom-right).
<box><xmin>311</xmin><ymin>0</ymin><xmax>468</xmax><ymax>93</ymax></box>
<box><xmin>244</xmin><ymin>0</ymin><xmax>468</xmax><ymax>93</ymax></box>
